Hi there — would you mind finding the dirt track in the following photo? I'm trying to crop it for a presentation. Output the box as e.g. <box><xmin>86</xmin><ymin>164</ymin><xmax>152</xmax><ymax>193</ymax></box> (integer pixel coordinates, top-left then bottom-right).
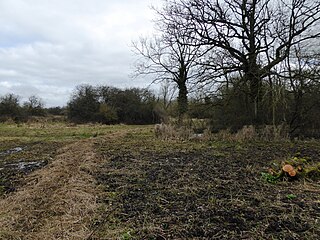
<box><xmin>0</xmin><ymin>139</ymin><xmax>100</xmax><ymax>240</ymax></box>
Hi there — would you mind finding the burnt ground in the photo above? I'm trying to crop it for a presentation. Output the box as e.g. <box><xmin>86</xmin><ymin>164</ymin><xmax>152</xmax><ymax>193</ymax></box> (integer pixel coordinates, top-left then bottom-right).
<box><xmin>92</xmin><ymin>130</ymin><xmax>320</xmax><ymax>239</ymax></box>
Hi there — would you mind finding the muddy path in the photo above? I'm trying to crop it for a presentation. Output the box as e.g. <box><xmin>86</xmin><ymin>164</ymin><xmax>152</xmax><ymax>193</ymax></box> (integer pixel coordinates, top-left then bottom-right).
<box><xmin>0</xmin><ymin>141</ymin><xmax>64</xmax><ymax>195</ymax></box>
<box><xmin>0</xmin><ymin>139</ymin><xmax>101</xmax><ymax>240</ymax></box>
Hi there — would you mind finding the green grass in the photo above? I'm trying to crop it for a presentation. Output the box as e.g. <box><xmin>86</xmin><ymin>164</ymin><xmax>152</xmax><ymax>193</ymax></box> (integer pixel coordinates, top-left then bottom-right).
<box><xmin>0</xmin><ymin>122</ymin><xmax>152</xmax><ymax>197</ymax></box>
<box><xmin>0</xmin><ymin>122</ymin><xmax>144</xmax><ymax>142</ymax></box>
<box><xmin>1</xmin><ymin>122</ymin><xmax>320</xmax><ymax>239</ymax></box>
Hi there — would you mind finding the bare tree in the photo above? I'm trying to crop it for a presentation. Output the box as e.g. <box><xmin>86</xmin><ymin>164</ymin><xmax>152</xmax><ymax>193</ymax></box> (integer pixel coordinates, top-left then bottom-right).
<box><xmin>278</xmin><ymin>42</ymin><xmax>320</xmax><ymax>135</ymax></box>
<box><xmin>159</xmin><ymin>79</ymin><xmax>177</xmax><ymax>110</ymax></box>
<box><xmin>23</xmin><ymin>95</ymin><xmax>45</xmax><ymax>116</ymax></box>
<box><xmin>133</xmin><ymin>2</ymin><xmax>204</xmax><ymax>124</ymax></box>
<box><xmin>167</xmin><ymin>0</ymin><xmax>320</xmax><ymax>124</ymax></box>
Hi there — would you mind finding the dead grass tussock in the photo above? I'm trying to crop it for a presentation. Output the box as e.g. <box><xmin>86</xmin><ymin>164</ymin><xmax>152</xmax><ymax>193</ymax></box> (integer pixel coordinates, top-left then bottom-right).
<box><xmin>214</xmin><ymin>125</ymin><xmax>289</xmax><ymax>142</ymax></box>
<box><xmin>154</xmin><ymin>123</ymin><xmax>211</xmax><ymax>141</ymax></box>
<box><xmin>0</xmin><ymin>140</ymin><xmax>101</xmax><ymax>240</ymax></box>
<box><xmin>154</xmin><ymin>118</ymin><xmax>212</xmax><ymax>141</ymax></box>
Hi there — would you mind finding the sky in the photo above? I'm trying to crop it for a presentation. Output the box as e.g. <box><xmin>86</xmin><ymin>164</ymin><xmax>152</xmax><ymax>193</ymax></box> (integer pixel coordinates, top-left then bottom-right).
<box><xmin>0</xmin><ymin>0</ymin><xmax>161</xmax><ymax>107</ymax></box>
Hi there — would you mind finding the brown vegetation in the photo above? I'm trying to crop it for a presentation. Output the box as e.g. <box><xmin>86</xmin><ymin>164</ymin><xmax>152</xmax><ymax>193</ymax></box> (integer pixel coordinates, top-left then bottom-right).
<box><xmin>90</xmin><ymin>130</ymin><xmax>320</xmax><ymax>239</ymax></box>
<box><xmin>0</xmin><ymin>124</ymin><xmax>319</xmax><ymax>239</ymax></box>
<box><xmin>0</xmin><ymin>140</ymin><xmax>100</xmax><ymax>239</ymax></box>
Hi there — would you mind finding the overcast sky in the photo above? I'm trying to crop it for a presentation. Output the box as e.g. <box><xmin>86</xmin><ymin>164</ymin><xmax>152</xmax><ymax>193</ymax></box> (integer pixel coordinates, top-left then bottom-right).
<box><xmin>0</xmin><ymin>0</ymin><xmax>161</xmax><ymax>107</ymax></box>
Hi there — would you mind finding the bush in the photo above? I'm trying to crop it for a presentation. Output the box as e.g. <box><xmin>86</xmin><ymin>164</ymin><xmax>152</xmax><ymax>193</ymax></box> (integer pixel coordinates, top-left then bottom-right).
<box><xmin>23</xmin><ymin>95</ymin><xmax>46</xmax><ymax>117</ymax></box>
<box><xmin>0</xmin><ymin>94</ymin><xmax>23</xmax><ymax>122</ymax></box>
<box><xmin>67</xmin><ymin>85</ymin><xmax>100</xmax><ymax>123</ymax></box>
<box><xmin>67</xmin><ymin>85</ymin><xmax>158</xmax><ymax>125</ymax></box>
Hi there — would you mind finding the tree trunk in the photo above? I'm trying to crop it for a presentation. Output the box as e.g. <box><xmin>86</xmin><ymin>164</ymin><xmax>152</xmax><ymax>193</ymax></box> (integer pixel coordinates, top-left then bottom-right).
<box><xmin>244</xmin><ymin>68</ymin><xmax>263</xmax><ymax>125</ymax></box>
<box><xmin>177</xmin><ymin>82</ymin><xmax>188</xmax><ymax>125</ymax></box>
<box><xmin>290</xmin><ymin>89</ymin><xmax>303</xmax><ymax>137</ymax></box>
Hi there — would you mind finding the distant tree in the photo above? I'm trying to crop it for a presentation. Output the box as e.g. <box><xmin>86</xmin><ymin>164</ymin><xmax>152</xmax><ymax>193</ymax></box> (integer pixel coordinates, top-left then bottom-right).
<box><xmin>0</xmin><ymin>93</ymin><xmax>21</xmax><ymax>121</ymax></box>
<box><xmin>97</xmin><ymin>103</ymin><xmax>118</xmax><ymax>124</ymax></box>
<box><xmin>46</xmin><ymin>106</ymin><xmax>66</xmax><ymax>116</ymax></box>
<box><xmin>281</xmin><ymin>44</ymin><xmax>320</xmax><ymax>136</ymax></box>
<box><xmin>158</xmin><ymin>79</ymin><xmax>177</xmax><ymax>111</ymax></box>
<box><xmin>67</xmin><ymin>85</ymin><xmax>100</xmax><ymax>123</ymax></box>
<box><xmin>211</xmin><ymin>84</ymin><xmax>255</xmax><ymax>132</ymax></box>
<box><xmin>67</xmin><ymin>85</ymin><xmax>157</xmax><ymax>125</ymax></box>
<box><xmin>23</xmin><ymin>95</ymin><xmax>46</xmax><ymax>116</ymax></box>
<box><xmin>103</xmin><ymin>88</ymin><xmax>156</xmax><ymax>125</ymax></box>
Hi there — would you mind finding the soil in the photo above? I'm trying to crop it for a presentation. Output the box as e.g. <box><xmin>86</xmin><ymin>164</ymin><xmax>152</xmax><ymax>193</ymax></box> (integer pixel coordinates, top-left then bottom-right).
<box><xmin>0</xmin><ymin>127</ymin><xmax>319</xmax><ymax>239</ymax></box>
<box><xmin>0</xmin><ymin>141</ymin><xmax>63</xmax><ymax>195</ymax></box>
<box><xmin>91</xmin><ymin>132</ymin><xmax>320</xmax><ymax>239</ymax></box>
<box><xmin>0</xmin><ymin>140</ymin><xmax>101</xmax><ymax>239</ymax></box>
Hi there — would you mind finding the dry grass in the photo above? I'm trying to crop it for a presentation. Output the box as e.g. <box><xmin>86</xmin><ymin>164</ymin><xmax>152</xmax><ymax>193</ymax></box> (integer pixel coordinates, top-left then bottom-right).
<box><xmin>154</xmin><ymin>122</ymin><xmax>289</xmax><ymax>142</ymax></box>
<box><xmin>213</xmin><ymin>125</ymin><xmax>289</xmax><ymax>142</ymax></box>
<box><xmin>93</xmin><ymin>132</ymin><xmax>320</xmax><ymax>239</ymax></box>
<box><xmin>0</xmin><ymin>139</ymin><xmax>101</xmax><ymax>240</ymax></box>
<box><xmin>0</xmin><ymin>123</ymin><xmax>318</xmax><ymax>239</ymax></box>
<box><xmin>154</xmin><ymin>123</ymin><xmax>211</xmax><ymax>141</ymax></box>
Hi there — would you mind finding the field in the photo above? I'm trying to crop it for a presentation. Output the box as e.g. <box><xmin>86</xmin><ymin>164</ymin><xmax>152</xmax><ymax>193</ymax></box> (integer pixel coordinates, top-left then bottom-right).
<box><xmin>0</xmin><ymin>122</ymin><xmax>319</xmax><ymax>239</ymax></box>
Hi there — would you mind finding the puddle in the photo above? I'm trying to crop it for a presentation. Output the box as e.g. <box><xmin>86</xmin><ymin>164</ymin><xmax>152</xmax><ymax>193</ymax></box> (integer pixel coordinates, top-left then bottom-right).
<box><xmin>0</xmin><ymin>146</ymin><xmax>50</xmax><ymax>174</ymax></box>
<box><xmin>0</xmin><ymin>160</ymin><xmax>48</xmax><ymax>194</ymax></box>
<box><xmin>0</xmin><ymin>145</ymin><xmax>54</xmax><ymax>194</ymax></box>
<box><xmin>0</xmin><ymin>147</ymin><xmax>24</xmax><ymax>156</ymax></box>
<box><xmin>5</xmin><ymin>161</ymin><xmax>48</xmax><ymax>173</ymax></box>
<box><xmin>1</xmin><ymin>160</ymin><xmax>47</xmax><ymax>174</ymax></box>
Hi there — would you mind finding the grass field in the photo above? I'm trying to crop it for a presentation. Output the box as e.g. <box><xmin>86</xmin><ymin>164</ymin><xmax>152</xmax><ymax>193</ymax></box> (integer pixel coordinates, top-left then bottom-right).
<box><xmin>0</xmin><ymin>122</ymin><xmax>319</xmax><ymax>239</ymax></box>
<box><xmin>0</xmin><ymin>122</ymin><xmax>138</xmax><ymax>196</ymax></box>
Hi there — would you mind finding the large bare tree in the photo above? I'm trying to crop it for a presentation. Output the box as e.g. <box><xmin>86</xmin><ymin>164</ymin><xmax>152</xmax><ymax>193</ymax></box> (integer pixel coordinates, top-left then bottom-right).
<box><xmin>166</xmin><ymin>0</ymin><xmax>320</xmax><ymax>124</ymax></box>
<box><xmin>133</xmin><ymin>3</ymin><xmax>204</xmax><ymax>123</ymax></box>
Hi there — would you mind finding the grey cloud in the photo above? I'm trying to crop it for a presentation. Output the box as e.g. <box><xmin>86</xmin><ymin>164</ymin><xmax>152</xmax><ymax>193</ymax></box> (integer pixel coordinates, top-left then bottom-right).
<box><xmin>0</xmin><ymin>0</ymin><xmax>160</xmax><ymax>107</ymax></box>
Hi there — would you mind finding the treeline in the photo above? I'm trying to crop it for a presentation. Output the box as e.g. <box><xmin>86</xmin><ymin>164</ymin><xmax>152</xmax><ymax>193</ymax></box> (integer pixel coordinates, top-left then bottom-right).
<box><xmin>187</xmin><ymin>79</ymin><xmax>320</xmax><ymax>138</ymax></box>
<box><xmin>0</xmin><ymin>94</ymin><xmax>48</xmax><ymax>122</ymax></box>
<box><xmin>0</xmin><ymin>85</ymin><xmax>162</xmax><ymax>125</ymax></box>
<box><xmin>67</xmin><ymin>85</ymin><xmax>159</xmax><ymax>124</ymax></box>
<box><xmin>133</xmin><ymin>0</ymin><xmax>320</xmax><ymax>138</ymax></box>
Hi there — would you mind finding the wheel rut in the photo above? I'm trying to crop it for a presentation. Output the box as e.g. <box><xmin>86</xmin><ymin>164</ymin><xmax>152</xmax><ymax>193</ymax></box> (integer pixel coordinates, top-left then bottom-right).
<box><xmin>0</xmin><ymin>139</ymin><xmax>101</xmax><ymax>240</ymax></box>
